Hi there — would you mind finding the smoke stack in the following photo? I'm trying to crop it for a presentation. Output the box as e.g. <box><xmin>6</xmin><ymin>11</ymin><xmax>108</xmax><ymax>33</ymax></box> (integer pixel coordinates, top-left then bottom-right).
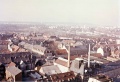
<box><xmin>88</xmin><ymin>44</ymin><xmax>90</xmax><ymax>68</ymax></box>
<box><xmin>68</xmin><ymin>45</ymin><xmax>70</xmax><ymax>68</ymax></box>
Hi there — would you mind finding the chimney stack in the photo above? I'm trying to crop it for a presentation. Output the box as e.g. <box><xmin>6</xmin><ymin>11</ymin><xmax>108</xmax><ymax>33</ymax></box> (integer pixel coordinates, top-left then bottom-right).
<box><xmin>68</xmin><ymin>45</ymin><xmax>70</xmax><ymax>68</ymax></box>
<box><xmin>88</xmin><ymin>44</ymin><xmax>90</xmax><ymax>68</ymax></box>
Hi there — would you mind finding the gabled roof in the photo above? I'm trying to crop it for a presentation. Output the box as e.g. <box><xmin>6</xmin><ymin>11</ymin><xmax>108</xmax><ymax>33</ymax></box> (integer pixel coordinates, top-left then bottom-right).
<box><xmin>17</xmin><ymin>48</ymin><xmax>28</xmax><ymax>52</ymax></box>
<box><xmin>74</xmin><ymin>41</ymin><xmax>83</xmax><ymax>46</ymax></box>
<box><xmin>70</xmin><ymin>46</ymin><xmax>87</xmax><ymax>51</ymax></box>
<box><xmin>8</xmin><ymin>62</ymin><xmax>16</xmax><ymax>67</ymax></box>
<box><xmin>90</xmin><ymin>53</ymin><xmax>102</xmax><ymax>58</ymax></box>
<box><xmin>11</xmin><ymin>44</ymin><xmax>19</xmax><ymax>52</ymax></box>
<box><xmin>114</xmin><ymin>50</ymin><xmax>120</xmax><ymax>55</ymax></box>
<box><xmin>56</xmin><ymin>49</ymin><xmax>68</xmax><ymax>55</ymax></box>
<box><xmin>62</xmin><ymin>40</ymin><xmax>75</xmax><ymax>44</ymax></box>
<box><xmin>18</xmin><ymin>41</ymin><xmax>26</xmax><ymax>46</ymax></box>
<box><xmin>0</xmin><ymin>49</ymin><xmax>11</xmax><ymax>54</ymax></box>
<box><xmin>33</xmin><ymin>45</ymin><xmax>46</xmax><ymax>52</ymax></box>
<box><xmin>0</xmin><ymin>40</ymin><xmax>9</xmax><ymax>45</ymax></box>
<box><xmin>0</xmin><ymin>56</ymin><xmax>11</xmax><ymax>63</ymax></box>
<box><xmin>6</xmin><ymin>66</ymin><xmax>21</xmax><ymax>76</ymax></box>
<box><xmin>41</xmin><ymin>65</ymin><xmax>61</xmax><ymax>75</ymax></box>
<box><xmin>64</xmin><ymin>55</ymin><xmax>79</xmax><ymax>60</ymax></box>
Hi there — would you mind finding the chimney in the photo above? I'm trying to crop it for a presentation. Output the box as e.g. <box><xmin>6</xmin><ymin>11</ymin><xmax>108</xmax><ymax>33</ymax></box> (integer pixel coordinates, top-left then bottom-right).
<box><xmin>67</xmin><ymin>45</ymin><xmax>70</xmax><ymax>68</ymax></box>
<box><xmin>88</xmin><ymin>44</ymin><xmax>90</xmax><ymax>68</ymax></box>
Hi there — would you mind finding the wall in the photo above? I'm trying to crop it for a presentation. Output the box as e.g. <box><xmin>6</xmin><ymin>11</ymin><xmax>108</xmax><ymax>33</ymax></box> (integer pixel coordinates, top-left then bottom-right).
<box><xmin>8</xmin><ymin>44</ymin><xmax>12</xmax><ymax>52</ymax></box>
<box><xmin>6</xmin><ymin>70</ymin><xmax>11</xmax><ymax>79</ymax></box>
<box><xmin>15</xmin><ymin>72</ymin><xmax>22</xmax><ymax>81</ymax></box>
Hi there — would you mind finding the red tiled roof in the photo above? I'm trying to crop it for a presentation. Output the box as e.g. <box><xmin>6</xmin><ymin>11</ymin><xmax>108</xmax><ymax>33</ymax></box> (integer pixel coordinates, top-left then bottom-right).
<box><xmin>50</xmin><ymin>71</ymin><xmax>75</xmax><ymax>81</ymax></box>
<box><xmin>0</xmin><ymin>49</ymin><xmax>11</xmax><ymax>54</ymax></box>
<box><xmin>0</xmin><ymin>40</ymin><xmax>9</xmax><ymax>45</ymax></box>
<box><xmin>11</xmin><ymin>45</ymin><xmax>28</xmax><ymax>52</ymax></box>
<box><xmin>56</xmin><ymin>49</ymin><xmax>68</xmax><ymax>55</ymax></box>
<box><xmin>17</xmin><ymin>48</ymin><xmax>28</xmax><ymax>52</ymax></box>
<box><xmin>64</xmin><ymin>55</ymin><xmax>79</xmax><ymax>60</ymax></box>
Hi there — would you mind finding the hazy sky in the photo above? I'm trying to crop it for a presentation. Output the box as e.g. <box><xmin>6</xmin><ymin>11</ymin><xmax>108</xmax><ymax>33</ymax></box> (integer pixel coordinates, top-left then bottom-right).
<box><xmin>0</xmin><ymin>0</ymin><xmax>119</xmax><ymax>26</ymax></box>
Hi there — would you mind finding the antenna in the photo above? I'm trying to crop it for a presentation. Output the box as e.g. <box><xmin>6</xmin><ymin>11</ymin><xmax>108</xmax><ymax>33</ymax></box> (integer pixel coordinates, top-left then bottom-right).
<box><xmin>88</xmin><ymin>44</ymin><xmax>90</xmax><ymax>68</ymax></box>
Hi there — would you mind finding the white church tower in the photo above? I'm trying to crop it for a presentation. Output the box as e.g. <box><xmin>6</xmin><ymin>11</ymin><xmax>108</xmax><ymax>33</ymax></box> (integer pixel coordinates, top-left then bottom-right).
<box><xmin>97</xmin><ymin>47</ymin><xmax>104</xmax><ymax>56</ymax></box>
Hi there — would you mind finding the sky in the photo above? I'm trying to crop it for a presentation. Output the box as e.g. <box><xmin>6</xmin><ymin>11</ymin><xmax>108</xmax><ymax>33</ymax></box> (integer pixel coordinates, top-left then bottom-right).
<box><xmin>0</xmin><ymin>0</ymin><xmax>119</xmax><ymax>26</ymax></box>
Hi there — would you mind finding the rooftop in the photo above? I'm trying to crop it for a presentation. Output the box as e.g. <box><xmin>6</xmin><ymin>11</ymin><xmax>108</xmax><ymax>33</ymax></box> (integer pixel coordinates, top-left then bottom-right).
<box><xmin>7</xmin><ymin>62</ymin><xmax>16</xmax><ymax>67</ymax></box>
<box><xmin>49</xmin><ymin>71</ymin><xmax>75</xmax><ymax>82</ymax></box>
<box><xmin>41</xmin><ymin>65</ymin><xmax>61</xmax><ymax>75</ymax></box>
<box><xmin>56</xmin><ymin>49</ymin><xmax>68</xmax><ymax>55</ymax></box>
<box><xmin>0</xmin><ymin>40</ymin><xmax>10</xmax><ymax>45</ymax></box>
<box><xmin>54</xmin><ymin>57</ymin><xmax>68</xmax><ymax>67</ymax></box>
<box><xmin>6</xmin><ymin>66</ymin><xmax>21</xmax><ymax>76</ymax></box>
